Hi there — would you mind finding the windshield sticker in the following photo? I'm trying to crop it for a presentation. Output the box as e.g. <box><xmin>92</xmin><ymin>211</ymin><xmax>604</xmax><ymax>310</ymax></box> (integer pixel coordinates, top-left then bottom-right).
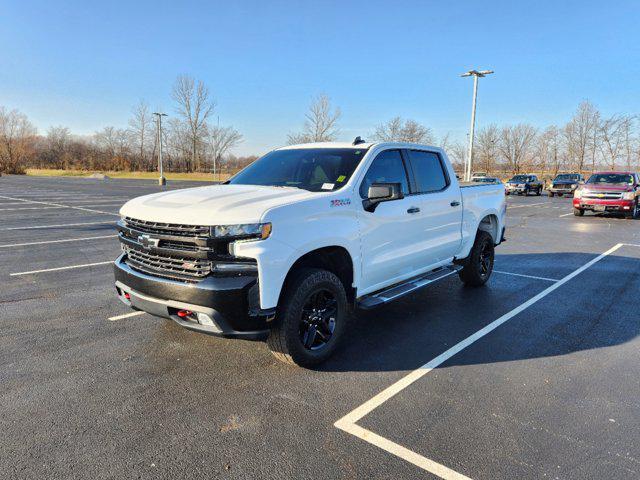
<box><xmin>331</xmin><ymin>198</ymin><xmax>351</xmax><ymax>208</ymax></box>
<box><xmin>336</xmin><ymin>175</ymin><xmax>346</xmax><ymax>182</ymax></box>
<box><xmin>321</xmin><ymin>183</ymin><xmax>335</xmax><ymax>190</ymax></box>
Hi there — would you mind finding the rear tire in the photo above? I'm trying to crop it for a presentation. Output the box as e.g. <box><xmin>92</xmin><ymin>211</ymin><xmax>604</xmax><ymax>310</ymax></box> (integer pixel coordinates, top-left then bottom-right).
<box><xmin>267</xmin><ymin>268</ymin><xmax>348</xmax><ymax>367</ymax></box>
<box><xmin>573</xmin><ymin>208</ymin><xmax>584</xmax><ymax>216</ymax></box>
<box><xmin>549</xmin><ymin>192</ymin><xmax>555</xmax><ymax>198</ymax></box>
<box><xmin>458</xmin><ymin>231</ymin><xmax>495</xmax><ymax>287</ymax></box>
<box><xmin>536</xmin><ymin>187</ymin><xmax>542</xmax><ymax>196</ymax></box>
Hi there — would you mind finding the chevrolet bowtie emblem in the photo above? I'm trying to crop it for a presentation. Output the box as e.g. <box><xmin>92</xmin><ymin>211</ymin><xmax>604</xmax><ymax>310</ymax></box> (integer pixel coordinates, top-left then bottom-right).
<box><xmin>597</xmin><ymin>193</ymin><xmax>604</xmax><ymax>197</ymax></box>
<box><xmin>138</xmin><ymin>234</ymin><xmax>160</xmax><ymax>248</ymax></box>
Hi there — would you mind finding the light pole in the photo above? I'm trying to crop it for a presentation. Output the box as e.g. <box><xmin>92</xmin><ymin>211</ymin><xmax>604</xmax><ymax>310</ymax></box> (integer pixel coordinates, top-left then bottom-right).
<box><xmin>153</xmin><ymin>112</ymin><xmax>168</xmax><ymax>185</ymax></box>
<box><xmin>461</xmin><ymin>69</ymin><xmax>493</xmax><ymax>181</ymax></box>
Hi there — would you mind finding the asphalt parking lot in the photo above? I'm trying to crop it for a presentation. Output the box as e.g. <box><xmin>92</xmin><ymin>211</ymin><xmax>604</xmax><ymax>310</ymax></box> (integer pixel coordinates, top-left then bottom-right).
<box><xmin>1</xmin><ymin>175</ymin><xmax>639</xmax><ymax>480</ymax></box>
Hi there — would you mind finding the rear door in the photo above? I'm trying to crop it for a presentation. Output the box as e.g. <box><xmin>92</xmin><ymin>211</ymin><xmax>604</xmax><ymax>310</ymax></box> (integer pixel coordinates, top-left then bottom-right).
<box><xmin>404</xmin><ymin>149</ymin><xmax>463</xmax><ymax>264</ymax></box>
<box><xmin>357</xmin><ymin>149</ymin><xmax>428</xmax><ymax>294</ymax></box>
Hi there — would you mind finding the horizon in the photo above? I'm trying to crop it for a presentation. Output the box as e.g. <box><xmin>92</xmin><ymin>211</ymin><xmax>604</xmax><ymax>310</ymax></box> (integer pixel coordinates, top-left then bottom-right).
<box><xmin>2</xmin><ymin>0</ymin><xmax>639</xmax><ymax>156</ymax></box>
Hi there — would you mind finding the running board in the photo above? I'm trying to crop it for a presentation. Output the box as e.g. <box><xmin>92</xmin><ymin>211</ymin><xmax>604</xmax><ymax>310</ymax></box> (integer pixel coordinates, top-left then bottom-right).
<box><xmin>357</xmin><ymin>265</ymin><xmax>462</xmax><ymax>310</ymax></box>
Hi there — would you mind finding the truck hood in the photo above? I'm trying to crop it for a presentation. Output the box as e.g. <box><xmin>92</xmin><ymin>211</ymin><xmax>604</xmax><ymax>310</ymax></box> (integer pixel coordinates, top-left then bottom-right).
<box><xmin>553</xmin><ymin>179</ymin><xmax>579</xmax><ymax>185</ymax></box>
<box><xmin>119</xmin><ymin>184</ymin><xmax>317</xmax><ymax>225</ymax></box>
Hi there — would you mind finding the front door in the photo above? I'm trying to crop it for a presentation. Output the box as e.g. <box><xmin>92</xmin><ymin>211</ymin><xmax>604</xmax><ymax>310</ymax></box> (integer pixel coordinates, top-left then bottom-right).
<box><xmin>358</xmin><ymin>149</ymin><xmax>427</xmax><ymax>295</ymax></box>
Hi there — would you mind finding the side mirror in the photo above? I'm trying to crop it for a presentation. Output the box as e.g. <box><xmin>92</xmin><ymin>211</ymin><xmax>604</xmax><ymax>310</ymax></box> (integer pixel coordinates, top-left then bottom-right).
<box><xmin>363</xmin><ymin>182</ymin><xmax>403</xmax><ymax>212</ymax></box>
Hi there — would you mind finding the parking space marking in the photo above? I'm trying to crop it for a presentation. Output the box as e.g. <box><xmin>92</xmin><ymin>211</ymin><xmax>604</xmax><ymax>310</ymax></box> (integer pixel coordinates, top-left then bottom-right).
<box><xmin>335</xmin><ymin>243</ymin><xmax>625</xmax><ymax>480</ymax></box>
<box><xmin>0</xmin><ymin>195</ymin><xmax>120</xmax><ymax>216</ymax></box>
<box><xmin>493</xmin><ymin>270</ymin><xmax>559</xmax><ymax>282</ymax></box>
<box><xmin>10</xmin><ymin>261</ymin><xmax>113</xmax><ymax>276</ymax></box>
<box><xmin>0</xmin><ymin>235</ymin><xmax>117</xmax><ymax>248</ymax></box>
<box><xmin>559</xmin><ymin>212</ymin><xmax>573</xmax><ymax>217</ymax></box>
<box><xmin>506</xmin><ymin>202</ymin><xmax>548</xmax><ymax>209</ymax></box>
<box><xmin>108</xmin><ymin>311</ymin><xmax>145</xmax><ymax>321</ymax></box>
<box><xmin>5</xmin><ymin>221</ymin><xmax>117</xmax><ymax>231</ymax></box>
<box><xmin>0</xmin><ymin>206</ymin><xmax>67</xmax><ymax>211</ymax></box>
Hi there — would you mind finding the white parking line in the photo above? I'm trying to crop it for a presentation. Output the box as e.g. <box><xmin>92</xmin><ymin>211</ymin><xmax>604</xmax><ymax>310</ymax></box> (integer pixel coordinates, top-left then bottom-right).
<box><xmin>108</xmin><ymin>311</ymin><xmax>145</xmax><ymax>321</ymax></box>
<box><xmin>0</xmin><ymin>235</ymin><xmax>117</xmax><ymax>248</ymax></box>
<box><xmin>507</xmin><ymin>202</ymin><xmax>548</xmax><ymax>209</ymax></box>
<box><xmin>10</xmin><ymin>261</ymin><xmax>113</xmax><ymax>276</ymax></box>
<box><xmin>334</xmin><ymin>243</ymin><xmax>625</xmax><ymax>480</ymax></box>
<box><xmin>493</xmin><ymin>270</ymin><xmax>559</xmax><ymax>282</ymax></box>
<box><xmin>5</xmin><ymin>221</ymin><xmax>117</xmax><ymax>231</ymax></box>
<box><xmin>559</xmin><ymin>212</ymin><xmax>573</xmax><ymax>217</ymax></box>
<box><xmin>0</xmin><ymin>195</ymin><xmax>120</xmax><ymax>216</ymax></box>
<box><xmin>0</xmin><ymin>206</ymin><xmax>66</xmax><ymax>211</ymax></box>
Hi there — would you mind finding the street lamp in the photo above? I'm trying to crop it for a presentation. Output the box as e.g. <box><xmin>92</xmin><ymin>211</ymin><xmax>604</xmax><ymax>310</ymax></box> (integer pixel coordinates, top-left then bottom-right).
<box><xmin>153</xmin><ymin>112</ymin><xmax>168</xmax><ymax>186</ymax></box>
<box><xmin>461</xmin><ymin>69</ymin><xmax>494</xmax><ymax>182</ymax></box>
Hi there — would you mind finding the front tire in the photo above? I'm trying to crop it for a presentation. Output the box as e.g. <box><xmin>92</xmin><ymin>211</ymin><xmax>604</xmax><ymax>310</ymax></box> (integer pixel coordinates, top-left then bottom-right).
<box><xmin>458</xmin><ymin>231</ymin><xmax>495</xmax><ymax>287</ymax></box>
<box><xmin>628</xmin><ymin>200</ymin><xmax>639</xmax><ymax>219</ymax></box>
<box><xmin>573</xmin><ymin>208</ymin><xmax>584</xmax><ymax>216</ymax></box>
<box><xmin>549</xmin><ymin>192</ymin><xmax>555</xmax><ymax>197</ymax></box>
<box><xmin>267</xmin><ymin>268</ymin><xmax>348</xmax><ymax>367</ymax></box>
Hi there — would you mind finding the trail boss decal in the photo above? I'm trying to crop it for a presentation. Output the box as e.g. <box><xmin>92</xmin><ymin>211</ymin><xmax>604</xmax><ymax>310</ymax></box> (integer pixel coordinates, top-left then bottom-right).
<box><xmin>330</xmin><ymin>198</ymin><xmax>351</xmax><ymax>208</ymax></box>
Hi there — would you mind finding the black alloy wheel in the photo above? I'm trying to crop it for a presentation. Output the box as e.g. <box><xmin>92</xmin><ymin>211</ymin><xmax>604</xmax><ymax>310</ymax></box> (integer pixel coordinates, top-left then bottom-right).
<box><xmin>299</xmin><ymin>288</ymin><xmax>337</xmax><ymax>351</ymax></box>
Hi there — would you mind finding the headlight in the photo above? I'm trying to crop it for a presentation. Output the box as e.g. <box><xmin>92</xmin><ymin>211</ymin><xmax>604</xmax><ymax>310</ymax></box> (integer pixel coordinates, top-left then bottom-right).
<box><xmin>571</xmin><ymin>184</ymin><xmax>577</xmax><ymax>188</ymax></box>
<box><xmin>574</xmin><ymin>188</ymin><xmax>583</xmax><ymax>199</ymax></box>
<box><xmin>211</xmin><ymin>223</ymin><xmax>272</xmax><ymax>240</ymax></box>
<box><xmin>622</xmin><ymin>191</ymin><xmax>636</xmax><ymax>200</ymax></box>
<box><xmin>518</xmin><ymin>184</ymin><xmax>525</xmax><ymax>188</ymax></box>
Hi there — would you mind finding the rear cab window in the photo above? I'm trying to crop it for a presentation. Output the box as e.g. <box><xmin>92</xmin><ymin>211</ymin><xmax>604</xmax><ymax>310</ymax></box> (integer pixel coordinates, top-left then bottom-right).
<box><xmin>406</xmin><ymin>150</ymin><xmax>449</xmax><ymax>193</ymax></box>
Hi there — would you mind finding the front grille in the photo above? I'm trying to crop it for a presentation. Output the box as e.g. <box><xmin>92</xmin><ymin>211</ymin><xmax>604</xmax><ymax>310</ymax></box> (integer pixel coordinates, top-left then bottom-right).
<box><xmin>582</xmin><ymin>191</ymin><xmax>622</xmax><ymax>200</ymax></box>
<box><xmin>124</xmin><ymin>246</ymin><xmax>211</xmax><ymax>282</ymax></box>
<box><xmin>123</xmin><ymin>217</ymin><xmax>209</xmax><ymax>237</ymax></box>
<box><xmin>553</xmin><ymin>184</ymin><xmax>573</xmax><ymax>190</ymax></box>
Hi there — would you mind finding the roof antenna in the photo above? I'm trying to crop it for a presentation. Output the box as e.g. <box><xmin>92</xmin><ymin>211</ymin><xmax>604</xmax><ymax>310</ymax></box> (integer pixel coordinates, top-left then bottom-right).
<box><xmin>353</xmin><ymin>136</ymin><xmax>365</xmax><ymax>145</ymax></box>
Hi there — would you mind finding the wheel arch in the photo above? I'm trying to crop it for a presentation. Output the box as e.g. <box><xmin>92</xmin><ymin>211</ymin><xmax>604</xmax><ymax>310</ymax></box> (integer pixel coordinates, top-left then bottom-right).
<box><xmin>279</xmin><ymin>246</ymin><xmax>356</xmax><ymax>307</ymax></box>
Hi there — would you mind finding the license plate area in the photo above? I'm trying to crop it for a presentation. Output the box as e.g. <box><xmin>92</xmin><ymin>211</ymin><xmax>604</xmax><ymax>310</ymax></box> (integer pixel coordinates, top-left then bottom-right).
<box><xmin>594</xmin><ymin>205</ymin><xmax>606</xmax><ymax>212</ymax></box>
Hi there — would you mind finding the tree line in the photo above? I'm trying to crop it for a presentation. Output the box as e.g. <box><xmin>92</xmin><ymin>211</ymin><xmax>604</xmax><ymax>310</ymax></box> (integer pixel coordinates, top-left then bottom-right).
<box><xmin>0</xmin><ymin>75</ymin><xmax>251</xmax><ymax>175</ymax></box>
<box><xmin>1</xmin><ymin>82</ymin><xmax>639</xmax><ymax>178</ymax></box>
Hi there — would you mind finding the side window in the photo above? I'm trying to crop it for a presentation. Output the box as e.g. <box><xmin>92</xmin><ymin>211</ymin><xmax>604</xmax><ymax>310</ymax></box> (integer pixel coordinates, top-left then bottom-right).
<box><xmin>407</xmin><ymin>150</ymin><xmax>448</xmax><ymax>193</ymax></box>
<box><xmin>359</xmin><ymin>150</ymin><xmax>409</xmax><ymax>198</ymax></box>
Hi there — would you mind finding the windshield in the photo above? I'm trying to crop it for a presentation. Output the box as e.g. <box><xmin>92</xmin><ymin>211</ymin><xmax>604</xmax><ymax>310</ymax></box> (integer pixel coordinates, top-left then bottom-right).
<box><xmin>228</xmin><ymin>148</ymin><xmax>367</xmax><ymax>192</ymax></box>
<box><xmin>586</xmin><ymin>173</ymin><xmax>634</xmax><ymax>185</ymax></box>
<box><xmin>473</xmin><ymin>177</ymin><xmax>499</xmax><ymax>183</ymax></box>
<box><xmin>555</xmin><ymin>174</ymin><xmax>579</xmax><ymax>181</ymax></box>
<box><xmin>509</xmin><ymin>175</ymin><xmax>528</xmax><ymax>182</ymax></box>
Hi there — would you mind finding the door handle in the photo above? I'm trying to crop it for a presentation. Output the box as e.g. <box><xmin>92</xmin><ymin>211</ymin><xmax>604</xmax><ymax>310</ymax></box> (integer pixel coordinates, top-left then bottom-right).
<box><xmin>407</xmin><ymin>207</ymin><xmax>420</xmax><ymax>214</ymax></box>
<box><xmin>450</xmin><ymin>201</ymin><xmax>461</xmax><ymax>207</ymax></box>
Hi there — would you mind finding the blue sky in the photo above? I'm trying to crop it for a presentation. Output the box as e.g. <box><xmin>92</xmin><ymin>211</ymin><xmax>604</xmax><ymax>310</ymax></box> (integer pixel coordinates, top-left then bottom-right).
<box><xmin>1</xmin><ymin>0</ymin><xmax>639</xmax><ymax>155</ymax></box>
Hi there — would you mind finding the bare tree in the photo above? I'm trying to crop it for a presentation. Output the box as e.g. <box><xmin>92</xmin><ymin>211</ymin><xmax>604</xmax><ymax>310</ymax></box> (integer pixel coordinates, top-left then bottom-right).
<box><xmin>536</xmin><ymin>125</ymin><xmax>563</xmax><ymax>176</ymax></box>
<box><xmin>172</xmin><ymin>75</ymin><xmax>215</xmax><ymax>170</ymax></box>
<box><xmin>128</xmin><ymin>100</ymin><xmax>153</xmax><ymax>171</ymax></box>
<box><xmin>448</xmin><ymin>141</ymin><xmax>468</xmax><ymax>175</ymax></box>
<box><xmin>563</xmin><ymin>101</ymin><xmax>599</xmax><ymax>173</ymax></box>
<box><xmin>45</xmin><ymin>126</ymin><xmax>71</xmax><ymax>169</ymax></box>
<box><xmin>287</xmin><ymin>94</ymin><xmax>341</xmax><ymax>144</ymax></box>
<box><xmin>475</xmin><ymin>124</ymin><xmax>500</xmax><ymax>174</ymax></box>
<box><xmin>439</xmin><ymin>132</ymin><xmax>451</xmax><ymax>152</ymax></box>
<box><xmin>208</xmin><ymin>125</ymin><xmax>243</xmax><ymax>177</ymax></box>
<box><xmin>372</xmin><ymin>116</ymin><xmax>434</xmax><ymax>144</ymax></box>
<box><xmin>498</xmin><ymin>124</ymin><xmax>537</xmax><ymax>174</ymax></box>
<box><xmin>0</xmin><ymin>107</ymin><xmax>37</xmax><ymax>173</ymax></box>
<box><xmin>599</xmin><ymin>114</ymin><xmax>629</xmax><ymax>170</ymax></box>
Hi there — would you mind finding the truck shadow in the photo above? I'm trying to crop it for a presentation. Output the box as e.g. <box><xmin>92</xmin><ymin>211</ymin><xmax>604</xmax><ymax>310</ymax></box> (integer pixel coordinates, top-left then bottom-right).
<box><xmin>318</xmin><ymin>250</ymin><xmax>640</xmax><ymax>373</ymax></box>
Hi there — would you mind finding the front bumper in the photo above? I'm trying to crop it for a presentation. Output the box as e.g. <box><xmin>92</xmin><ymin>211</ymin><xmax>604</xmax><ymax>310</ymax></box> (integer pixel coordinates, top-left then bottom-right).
<box><xmin>573</xmin><ymin>198</ymin><xmax>634</xmax><ymax>213</ymax></box>
<box><xmin>113</xmin><ymin>254</ymin><xmax>272</xmax><ymax>339</ymax></box>
<box><xmin>548</xmin><ymin>185</ymin><xmax>577</xmax><ymax>194</ymax></box>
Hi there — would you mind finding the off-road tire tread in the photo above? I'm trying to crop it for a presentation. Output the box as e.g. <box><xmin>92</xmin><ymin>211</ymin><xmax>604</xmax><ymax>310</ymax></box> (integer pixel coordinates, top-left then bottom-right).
<box><xmin>267</xmin><ymin>268</ymin><xmax>347</xmax><ymax>367</ymax></box>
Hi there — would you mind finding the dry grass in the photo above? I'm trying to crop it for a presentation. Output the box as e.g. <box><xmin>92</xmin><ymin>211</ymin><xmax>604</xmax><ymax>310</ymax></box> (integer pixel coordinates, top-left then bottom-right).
<box><xmin>25</xmin><ymin>169</ymin><xmax>232</xmax><ymax>182</ymax></box>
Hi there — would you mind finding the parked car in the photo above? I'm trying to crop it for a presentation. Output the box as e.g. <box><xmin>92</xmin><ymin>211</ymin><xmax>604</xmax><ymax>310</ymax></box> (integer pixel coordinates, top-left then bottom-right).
<box><xmin>573</xmin><ymin>171</ymin><xmax>639</xmax><ymax>218</ymax></box>
<box><xmin>472</xmin><ymin>176</ymin><xmax>501</xmax><ymax>184</ymax></box>
<box><xmin>548</xmin><ymin>173</ymin><xmax>584</xmax><ymax>197</ymax></box>
<box><xmin>505</xmin><ymin>174</ymin><xmax>543</xmax><ymax>195</ymax></box>
<box><xmin>113</xmin><ymin>140</ymin><xmax>506</xmax><ymax>366</ymax></box>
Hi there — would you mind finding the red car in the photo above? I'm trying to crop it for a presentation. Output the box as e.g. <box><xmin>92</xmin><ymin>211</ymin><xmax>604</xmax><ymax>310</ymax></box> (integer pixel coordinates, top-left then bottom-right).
<box><xmin>573</xmin><ymin>171</ymin><xmax>640</xmax><ymax>218</ymax></box>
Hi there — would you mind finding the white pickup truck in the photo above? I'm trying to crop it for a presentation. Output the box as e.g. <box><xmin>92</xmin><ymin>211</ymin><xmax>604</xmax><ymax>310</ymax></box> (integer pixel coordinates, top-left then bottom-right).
<box><xmin>114</xmin><ymin>140</ymin><xmax>506</xmax><ymax>366</ymax></box>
